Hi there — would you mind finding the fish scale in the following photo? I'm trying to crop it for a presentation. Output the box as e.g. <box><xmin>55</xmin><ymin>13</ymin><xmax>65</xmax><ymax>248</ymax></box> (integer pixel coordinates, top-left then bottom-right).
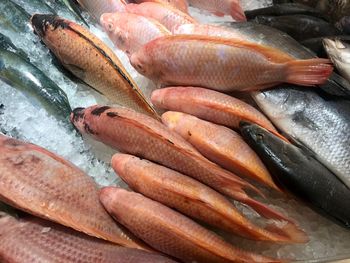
<box><xmin>0</xmin><ymin>135</ymin><xmax>146</xmax><ymax>250</ymax></box>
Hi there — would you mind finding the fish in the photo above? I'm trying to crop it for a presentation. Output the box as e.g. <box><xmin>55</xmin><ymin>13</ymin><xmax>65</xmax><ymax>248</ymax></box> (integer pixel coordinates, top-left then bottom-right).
<box><xmin>0</xmin><ymin>0</ymin><xmax>31</xmax><ymax>34</ymax></box>
<box><xmin>12</xmin><ymin>0</ymin><xmax>56</xmax><ymax>15</ymax></box>
<box><xmin>125</xmin><ymin>2</ymin><xmax>197</xmax><ymax>32</ymax></box>
<box><xmin>100</xmin><ymin>187</ymin><xmax>280</xmax><ymax>263</ymax></box>
<box><xmin>100</xmin><ymin>12</ymin><xmax>170</xmax><ymax>56</ymax></box>
<box><xmin>0</xmin><ymin>215</ymin><xmax>175</xmax><ymax>263</ymax></box>
<box><xmin>315</xmin><ymin>0</ymin><xmax>350</xmax><ymax>22</ymax></box>
<box><xmin>151</xmin><ymin>87</ymin><xmax>278</xmax><ymax>133</ymax></box>
<box><xmin>132</xmin><ymin>0</ymin><xmax>189</xmax><ymax>13</ymax></box>
<box><xmin>71</xmin><ymin>105</ymin><xmax>295</xmax><ymax>222</ymax></box>
<box><xmin>187</xmin><ymin>0</ymin><xmax>246</xmax><ymax>21</ymax></box>
<box><xmin>0</xmin><ymin>135</ymin><xmax>146</xmax><ymax>250</ymax></box>
<box><xmin>161</xmin><ymin>111</ymin><xmax>279</xmax><ymax>190</ymax></box>
<box><xmin>30</xmin><ymin>14</ymin><xmax>159</xmax><ymax>119</ymax></box>
<box><xmin>0</xmin><ymin>32</ymin><xmax>28</xmax><ymax>60</ymax></box>
<box><xmin>112</xmin><ymin>153</ymin><xmax>308</xmax><ymax>243</ymax></box>
<box><xmin>76</xmin><ymin>0</ymin><xmax>126</xmax><ymax>20</ymax></box>
<box><xmin>323</xmin><ymin>39</ymin><xmax>350</xmax><ymax>83</ymax></box>
<box><xmin>300</xmin><ymin>37</ymin><xmax>350</xmax><ymax>58</ymax></box>
<box><xmin>245</xmin><ymin>3</ymin><xmax>326</xmax><ymax>20</ymax></box>
<box><xmin>130</xmin><ymin>35</ymin><xmax>333</xmax><ymax>92</ymax></box>
<box><xmin>336</xmin><ymin>16</ymin><xmax>350</xmax><ymax>34</ymax></box>
<box><xmin>46</xmin><ymin>0</ymin><xmax>89</xmax><ymax>26</ymax></box>
<box><xmin>240</xmin><ymin>122</ymin><xmax>350</xmax><ymax>229</ymax></box>
<box><xmin>253</xmin><ymin>15</ymin><xmax>341</xmax><ymax>41</ymax></box>
<box><xmin>0</xmin><ymin>48</ymin><xmax>71</xmax><ymax>123</ymax></box>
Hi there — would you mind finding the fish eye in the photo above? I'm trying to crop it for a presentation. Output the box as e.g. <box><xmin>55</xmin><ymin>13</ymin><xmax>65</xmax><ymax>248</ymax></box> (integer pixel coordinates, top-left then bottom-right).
<box><xmin>107</xmin><ymin>23</ymin><xmax>113</xmax><ymax>31</ymax></box>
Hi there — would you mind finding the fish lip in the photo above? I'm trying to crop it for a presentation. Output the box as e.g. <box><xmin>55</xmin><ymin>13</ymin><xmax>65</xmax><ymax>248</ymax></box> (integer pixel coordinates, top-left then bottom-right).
<box><xmin>30</xmin><ymin>14</ymin><xmax>68</xmax><ymax>37</ymax></box>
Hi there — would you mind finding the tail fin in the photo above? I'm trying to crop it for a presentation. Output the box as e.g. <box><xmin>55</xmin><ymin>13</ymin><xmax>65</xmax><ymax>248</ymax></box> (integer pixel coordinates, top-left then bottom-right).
<box><xmin>231</xmin><ymin>1</ymin><xmax>247</xmax><ymax>22</ymax></box>
<box><xmin>265</xmin><ymin>222</ymin><xmax>309</xmax><ymax>244</ymax></box>
<box><xmin>285</xmin><ymin>58</ymin><xmax>333</xmax><ymax>86</ymax></box>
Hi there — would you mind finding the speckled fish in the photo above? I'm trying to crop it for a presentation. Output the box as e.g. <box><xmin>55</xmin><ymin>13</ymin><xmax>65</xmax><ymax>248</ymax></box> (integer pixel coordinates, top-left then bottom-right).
<box><xmin>240</xmin><ymin>122</ymin><xmax>350</xmax><ymax>229</ymax></box>
<box><xmin>71</xmin><ymin>105</ymin><xmax>294</xmax><ymax>222</ymax></box>
<box><xmin>0</xmin><ymin>0</ymin><xmax>31</xmax><ymax>34</ymax></box>
<box><xmin>323</xmin><ymin>39</ymin><xmax>350</xmax><ymax>83</ymax></box>
<box><xmin>125</xmin><ymin>2</ymin><xmax>197</xmax><ymax>32</ymax></box>
<box><xmin>133</xmin><ymin>0</ymin><xmax>189</xmax><ymax>13</ymax></box>
<box><xmin>76</xmin><ymin>0</ymin><xmax>126</xmax><ymax>20</ymax></box>
<box><xmin>130</xmin><ymin>35</ymin><xmax>333</xmax><ymax>92</ymax></box>
<box><xmin>0</xmin><ymin>214</ymin><xmax>175</xmax><ymax>263</ymax></box>
<box><xmin>100</xmin><ymin>12</ymin><xmax>170</xmax><ymax>56</ymax></box>
<box><xmin>187</xmin><ymin>0</ymin><xmax>246</xmax><ymax>21</ymax></box>
<box><xmin>112</xmin><ymin>154</ymin><xmax>307</xmax><ymax>243</ymax></box>
<box><xmin>31</xmin><ymin>14</ymin><xmax>159</xmax><ymax>119</ymax></box>
<box><xmin>100</xmin><ymin>187</ymin><xmax>281</xmax><ymax>263</ymax></box>
<box><xmin>161</xmin><ymin>111</ymin><xmax>278</xmax><ymax>190</ymax></box>
<box><xmin>0</xmin><ymin>135</ymin><xmax>146</xmax><ymax>250</ymax></box>
<box><xmin>151</xmin><ymin>87</ymin><xmax>277</xmax><ymax>133</ymax></box>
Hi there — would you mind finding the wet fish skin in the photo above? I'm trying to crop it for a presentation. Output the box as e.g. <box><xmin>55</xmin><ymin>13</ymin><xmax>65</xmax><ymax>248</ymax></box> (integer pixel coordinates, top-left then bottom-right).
<box><xmin>100</xmin><ymin>187</ymin><xmax>280</xmax><ymax>263</ymax></box>
<box><xmin>0</xmin><ymin>48</ymin><xmax>71</xmax><ymax>123</ymax></box>
<box><xmin>0</xmin><ymin>32</ymin><xmax>28</xmax><ymax>60</ymax></box>
<box><xmin>133</xmin><ymin>0</ymin><xmax>189</xmax><ymax>13</ymax></box>
<box><xmin>125</xmin><ymin>2</ymin><xmax>197</xmax><ymax>32</ymax></box>
<box><xmin>0</xmin><ymin>0</ymin><xmax>31</xmax><ymax>33</ymax></box>
<box><xmin>0</xmin><ymin>215</ymin><xmax>175</xmax><ymax>263</ymax></box>
<box><xmin>12</xmin><ymin>0</ymin><xmax>56</xmax><ymax>15</ymax></box>
<box><xmin>47</xmin><ymin>0</ymin><xmax>89</xmax><ymax>26</ymax></box>
<box><xmin>30</xmin><ymin>14</ymin><xmax>159</xmax><ymax>119</ymax></box>
<box><xmin>254</xmin><ymin>15</ymin><xmax>341</xmax><ymax>41</ymax></box>
<box><xmin>336</xmin><ymin>16</ymin><xmax>350</xmax><ymax>34</ymax></box>
<box><xmin>112</xmin><ymin>154</ymin><xmax>307</xmax><ymax>243</ymax></box>
<box><xmin>100</xmin><ymin>12</ymin><xmax>170</xmax><ymax>56</ymax></box>
<box><xmin>76</xmin><ymin>0</ymin><xmax>126</xmax><ymax>20</ymax></box>
<box><xmin>130</xmin><ymin>35</ymin><xmax>333</xmax><ymax>92</ymax></box>
<box><xmin>151</xmin><ymin>87</ymin><xmax>277</xmax><ymax>133</ymax></box>
<box><xmin>71</xmin><ymin>105</ymin><xmax>294</xmax><ymax>222</ymax></box>
<box><xmin>323</xmin><ymin>38</ymin><xmax>350</xmax><ymax>83</ymax></box>
<box><xmin>0</xmin><ymin>134</ymin><xmax>146</xmax><ymax>250</ymax></box>
<box><xmin>187</xmin><ymin>0</ymin><xmax>246</xmax><ymax>21</ymax></box>
<box><xmin>240</xmin><ymin>122</ymin><xmax>350</xmax><ymax>229</ymax></box>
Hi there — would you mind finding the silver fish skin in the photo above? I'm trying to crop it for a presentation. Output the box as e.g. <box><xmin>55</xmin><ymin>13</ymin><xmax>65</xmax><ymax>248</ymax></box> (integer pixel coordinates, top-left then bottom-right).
<box><xmin>0</xmin><ymin>215</ymin><xmax>175</xmax><ymax>263</ymax></box>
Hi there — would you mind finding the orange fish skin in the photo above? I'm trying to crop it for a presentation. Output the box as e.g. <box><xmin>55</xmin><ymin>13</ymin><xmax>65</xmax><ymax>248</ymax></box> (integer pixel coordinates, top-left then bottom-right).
<box><xmin>134</xmin><ymin>0</ymin><xmax>189</xmax><ymax>13</ymax></box>
<box><xmin>161</xmin><ymin>111</ymin><xmax>279</xmax><ymax>190</ymax></box>
<box><xmin>188</xmin><ymin>0</ymin><xmax>246</xmax><ymax>21</ymax></box>
<box><xmin>130</xmin><ymin>35</ymin><xmax>333</xmax><ymax>91</ymax></box>
<box><xmin>100</xmin><ymin>187</ymin><xmax>281</xmax><ymax>263</ymax></box>
<box><xmin>77</xmin><ymin>0</ymin><xmax>126</xmax><ymax>20</ymax></box>
<box><xmin>71</xmin><ymin>105</ymin><xmax>293</xmax><ymax>223</ymax></box>
<box><xmin>151</xmin><ymin>87</ymin><xmax>277</xmax><ymax>133</ymax></box>
<box><xmin>0</xmin><ymin>135</ymin><xmax>145</xmax><ymax>250</ymax></box>
<box><xmin>100</xmin><ymin>12</ymin><xmax>170</xmax><ymax>56</ymax></box>
<box><xmin>30</xmin><ymin>14</ymin><xmax>159</xmax><ymax>120</ymax></box>
<box><xmin>125</xmin><ymin>2</ymin><xmax>197</xmax><ymax>32</ymax></box>
<box><xmin>112</xmin><ymin>154</ymin><xmax>307</xmax><ymax>243</ymax></box>
<box><xmin>0</xmin><ymin>215</ymin><xmax>176</xmax><ymax>263</ymax></box>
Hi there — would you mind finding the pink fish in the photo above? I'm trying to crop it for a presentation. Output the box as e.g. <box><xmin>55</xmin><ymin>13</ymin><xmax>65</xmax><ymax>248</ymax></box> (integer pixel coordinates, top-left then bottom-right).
<box><xmin>133</xmin><ymin>0</ymin><xmax>189</xmax><ymax>13</ymax></box>
<box><xmin>100</xmin><ymin>12</ymin><xmax>170</xmax><ymax>56</ymax></box>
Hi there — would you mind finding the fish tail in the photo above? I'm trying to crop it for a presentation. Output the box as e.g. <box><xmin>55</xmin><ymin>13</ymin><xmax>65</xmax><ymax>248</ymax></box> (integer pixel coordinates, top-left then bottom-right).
<box><xmin>265</xmin><ymin>222</ymin><xmax>309</xmax><ymax>244</ymax></box>
<box><xmin>285</xmin><ymin>58</ymin><xmax>333</xmax><ymax>86</ymax></box>
<box><xmin>231</xmin><ymin>1</ymin><xmax>247</xmax><ymax>22</ymax></box>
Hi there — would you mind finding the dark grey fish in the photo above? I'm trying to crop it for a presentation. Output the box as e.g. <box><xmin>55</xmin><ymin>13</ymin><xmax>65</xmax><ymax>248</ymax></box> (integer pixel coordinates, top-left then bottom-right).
<box><xmin>254</xmin><ymin>15</ymin><xmax>341</xmax><ymax>41</ymax></box>
<box><xmin>336</xmin><ymin>16</ymin><xmax>350</xmax><ymax>34</ymax></box>
<box><xmin>240</xmin><ymin>122</ymin><xmax>350</xmax><ymax>229</ymax></box>
<box><xmin>46</xmin><ymin>0</ymin><xmax>89</xmax><ymax>26</ymax></box>
<box><xmin>12</xmin><ymin>0</ymin><xmax>56</xmax><ymax>15</ymax></box>
<box><xmin>0</xmin><ymin>0</ymin><xmax>31</xmax><ymax>34</ymax></box>
<box><xmin>301</xmin><ymin>36</ymin><xmax>350</xmax><ymax>58</ymax></box>
<box><xmin>0</xmin><ymin>32</ymin><xmax>28</xmax><ymax>60</ymax></box>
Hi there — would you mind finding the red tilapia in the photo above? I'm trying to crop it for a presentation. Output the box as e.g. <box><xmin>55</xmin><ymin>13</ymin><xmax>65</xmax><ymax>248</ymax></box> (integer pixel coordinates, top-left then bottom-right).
<box><xmin>71</xmin><ymin>105</ymin><xmax>293</xmax><ymax>222</ymax></box>
<box><xmin>100</xmin><ymin>12</ymin><xmax>170</xmax><ymax>56</ymax></box>
<box><xmin>112</xmin><ymin>154</ymin><xmax>308</xmax><ymax>243</ymax></box>
<box><xmin>125</xmin><ymin>2</ymin><xmax>197</xmax><ymax>32</ymax></box>
<box><xmin>130</xmin><ymin>35</ymin><xmax>333</xmax><ymax>91</ymax></box>
<box><xmin>161</xmin><ymin>111</ymin><xmax>278</xmax><ymax>190</ymax></box>
<box><xmin>0</xmin><ymin>214</ymin><xmax>175</xmax><ymax>263</ymax></box>
<box><xmin>133</xmin><ymin>0</ymin><xmax>189</xmax><ymax>13</ymax></box>
<box><xmin>100</xmin><ymin>187</ymin><xmax>281</xmax><ymax>262</ymax></box>
<box><xmin>188</xmin><ymin>0</ymin><xmax>246</xmax><ymax>21</ymax></box>
<box><xmin>0</xmin><ymin>135</ymin><xmax>145</xmax><ymax>250</ymax></box>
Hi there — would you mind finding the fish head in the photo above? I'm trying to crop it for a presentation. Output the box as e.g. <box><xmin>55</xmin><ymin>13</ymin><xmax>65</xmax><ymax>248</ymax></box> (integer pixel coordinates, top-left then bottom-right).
<box><xmin>323</xmin><ymin>38</ymin><xmax>350</xmax><ymax>64</ymax></box>
<box><xmin>30</xmin><ymin>14</ymin><xmax>68</xmax><ymax>38</ymax></box>
<box><xmin>130</xmin><ymin>47</ymin><xmax>155</xmax><ymax>78</ymax></box>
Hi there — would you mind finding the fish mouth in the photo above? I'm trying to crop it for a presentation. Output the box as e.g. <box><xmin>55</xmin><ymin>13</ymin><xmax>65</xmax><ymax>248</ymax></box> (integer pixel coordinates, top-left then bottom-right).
<box><xmin>70</xmin><ymin>107</ymin><xmax>86</xmax><ymax>124</ymax></box>
<box><xmin>30</xmin><ymin>14</ymin><xmax>68</xmax><ymax>37</ymax></box>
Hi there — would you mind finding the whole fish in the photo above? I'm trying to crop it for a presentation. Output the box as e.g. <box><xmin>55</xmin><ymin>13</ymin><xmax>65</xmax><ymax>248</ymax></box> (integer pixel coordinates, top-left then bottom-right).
<box><xmin>125</xmin><ymin>2</ymin><xmax>197</xmax><ymax>32</ymax></box>
<box><xmin>112</xmin><ymin>154</ymin><xmax>307</xmax><ymax>243</ymax></box>
<box><xmin>133</xmin><ymin>0</ymin><xmax>189</xmax><ymax>13</ymax></box>
<box><xmin>151</xmin><ymin>87</ymin><xmax>277</xmax><ymax>133</ymax></box>
<box><xmin>0</xmin><ymin>48</ymin><xmax>71</xmax><ymax>122</ymax></box>
<box><xmin>161</xmin><ymin>111</ymin><xmax>278</xmax><ymax>190</ymax></box>
<box><xmin>71</xmin><ymin>105</ymin><xmax>295</xmax><ymax>222</ymax></box>
<box><xmin>245</xmin><ymin>3</ymin><xmax>326</xmax><ymax>20</ymax></box>
<box><xmin>323</xmin><ymin>39</ymin><xmax>350</xmax><ymax>83</ymax></box>
<box><xmin>254</xmin><ymin>15</ymin><xmax>341</xmax><ymax>41</ymax></box>
<box><xmin>240</xmin><ymin>122</ymin><xmax>350</xmax><ymax>229</ymax></box>
<box><xmin>336</xmin><ymin>16</ymin><xmax>350</xmax><ymax>34</ymax></box>
<box><xmin>0</xmin><ymin>215</ymin><xmax>174</xmax><ymax>263</ymax></box>
<box><xmin>187</xmin><ymin>0</ymin><xmax>246</xmax><ymax>21</ymax></box>
<box><xmin>0</xmin><ymin>0</ymin><xmax>31</xmax><ymax>34</ymax></box>
<box><xmin>130</xmin><ymin>35</ymin><xmax>333</xmax><ymax>92</ymax></box>
<box><xmin>0</xmin><ymin>135</ymin><xmax>145</xmax><ymax>250</ymax></box>
<box><xmin>31</xmin><ymin>14</ymin><xmax>159</xmax><ymax>119</ymax></box>
<box><xmin>100</xmin><ymin>187</ymin><xmax>280</xmax><ymax>263</ymax></box>
<box><xmin>76</xmin><ymin>0</ymin><xmax>126</xmax><ymax>20</ymax></box>
<box><xmin>0</xmin><ymin>32</ymin><xmax>28</xmax><ymax>60</ymax></box>
<box><xmin>100</xmin><ymin>12</ymin><xmax>170</xmax><ymax>56</ymax></box>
